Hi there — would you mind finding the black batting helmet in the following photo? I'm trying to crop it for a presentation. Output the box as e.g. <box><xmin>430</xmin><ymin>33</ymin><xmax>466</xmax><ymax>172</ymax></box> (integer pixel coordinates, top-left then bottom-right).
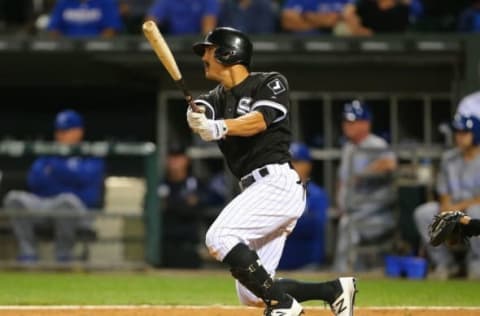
<box><xmin>192</xmin><ymin>27</ymin><xmax>253</xmax><ymax>67</ymax></box>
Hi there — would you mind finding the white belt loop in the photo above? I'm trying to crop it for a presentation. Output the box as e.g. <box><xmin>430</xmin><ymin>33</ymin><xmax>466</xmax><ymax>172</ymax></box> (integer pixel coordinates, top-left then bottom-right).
<box><xmin>252</xmin><ymin>169</ymin><xmax>261</xmax><ymax>181</ymax></box>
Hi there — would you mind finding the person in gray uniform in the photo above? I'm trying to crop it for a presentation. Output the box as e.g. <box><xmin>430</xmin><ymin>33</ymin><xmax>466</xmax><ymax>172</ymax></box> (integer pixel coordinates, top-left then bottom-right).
<box><xmin>3</xmin><ymin>110</ymin><xmax>105</xmax><ymax>263</ymax></box>
<box><xmin>334</xmin><ymin>100</ymin><xmax>397</xmax><ymax>272</ymax></box>
<box><xmin>414</xmin><ymin>113</ymin><xmax>480</xmax><ymax>280</ymax></box>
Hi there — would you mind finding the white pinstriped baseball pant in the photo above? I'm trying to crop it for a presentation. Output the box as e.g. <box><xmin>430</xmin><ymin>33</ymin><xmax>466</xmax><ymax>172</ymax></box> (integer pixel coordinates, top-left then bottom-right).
<box><xmin>205</xmin><ymin>163</ymin><xmax>306</xmax><ymax>306</ymax></box>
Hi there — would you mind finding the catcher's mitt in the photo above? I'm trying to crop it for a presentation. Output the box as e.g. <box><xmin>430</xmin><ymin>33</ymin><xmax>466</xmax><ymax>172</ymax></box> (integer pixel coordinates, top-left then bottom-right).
<box><xmin>428</xmin><ymin>211</ymin><xmax>467</xmax><ymax>247</ymax></box>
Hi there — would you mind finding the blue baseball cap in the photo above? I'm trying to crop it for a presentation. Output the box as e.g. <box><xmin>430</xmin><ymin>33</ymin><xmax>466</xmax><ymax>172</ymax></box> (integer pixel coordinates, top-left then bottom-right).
<box><xmin>342</xmin><ymin>100</ymin><xmax>372</xmax><ymax>122</ymax></box>
<box><xmin>452</xmin><ymin>113</ymin><xmax>480</xmax><ymax>145</ymax></box>
<box><xmin>290</xmin><ymin>142</ymin><xmax>311</xmax><ymax>161</ymax></box>
<box><xmin>54</xmin><ymin>110</ymin><xmax>83</xmax><ymax>130</ymax></box>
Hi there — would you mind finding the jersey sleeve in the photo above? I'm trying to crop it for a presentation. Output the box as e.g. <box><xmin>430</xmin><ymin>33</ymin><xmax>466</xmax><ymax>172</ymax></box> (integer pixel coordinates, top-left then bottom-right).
<box><xmin>100</xmin><ymin>0</ymin><xmax>123</xmax><ymax>31</ymax></box>
<box><xmin>252</xmin><ymin>74</ymin><xmax>289</xmax><ymax>126</ymax></box>
<box><xmin>47</xmin><ymin>0</ymin><xmax>66</xmax><ymax>32</ymax></box>
<box><xmin>436</xmin><ymin>155</ymin><xmax>449</xmax><ymax>196</ymax></box>
<box><xmin>283</xmin><ymin>0</ymin><xmax>306</xmax><ymax>12</ymax></box>
<box><xmin>193</xmin><ymin>92</ymin><xmax>216</xmax><ymax>120</ymax></box>
<box><xmin>147</xmin><ymin>0</ymin><xmax>168</xmax><ymax>22</ymax></box>
<box><xmin>204</xmin><ymin>0</ymin><xmax>220</xmax><ymax>16</ymax></box>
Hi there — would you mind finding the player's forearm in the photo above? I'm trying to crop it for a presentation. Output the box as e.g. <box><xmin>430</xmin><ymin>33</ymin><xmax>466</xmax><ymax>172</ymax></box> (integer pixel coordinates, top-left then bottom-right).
<box><xmin>442</xmin><ymin>197</ymin><xmax>480</xmax><ymax>213</ymax></box>
<box><xmin>343</xmin><ymin>5</ymin><xmax>372</xmax><ymax>36</ymax></box>
<box><xmin>304</xmin><ymin>12</ymin><xmax>339</xmax><ymax>28</ymax></box>
<box><xmin>464</xmin><ymin>219</ymin><xmax>480</xmax><ymax>236</ymax></box>
<box><xmin>365</xmin><ymin>158</ymin><xmax>397</xmax><ymax>173</ymax></box>
<box><xmin>224</xmin><ymin>112</ymin><xmax>267</xmax><ymax>136</ymax></box>
<box><xmin>281</xmin><ymin>12</ymin><xmax>316</xmax><ymax>31</ymax></box>
<box><xmin>202</xmin><ymin>16</ymin><xmax>217</xmax><ymax>35</ymax></box>
<box><xmin>101</xmin><ymin>28</ymin><xmax>116</xmax><ymax>38</ymax></box>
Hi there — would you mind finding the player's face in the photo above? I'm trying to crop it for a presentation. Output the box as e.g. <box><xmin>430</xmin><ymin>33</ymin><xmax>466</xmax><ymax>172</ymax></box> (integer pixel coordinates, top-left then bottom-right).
<box><xmin>342</xmin><ymin>120</ymin><xmax>370</xmax><ymax>141</ymax></box>
<box><xmin>455</xmin><ymin>131</ymin><xmax>474</xmax><ymax>150</ymax></box>
<box><xmin>201</xmin><ymin>46</ymin><xmax>227</xmax><ymax>81</ymax></box>
<box><xmin>167</xmin><ymin>153</ymin><xmax>189</xmax><ymax>180</ymax></box>
<box><xmin>54</xmin><ymin>128</ymin><xmax>84</xmax><ymax>145</ymax></box>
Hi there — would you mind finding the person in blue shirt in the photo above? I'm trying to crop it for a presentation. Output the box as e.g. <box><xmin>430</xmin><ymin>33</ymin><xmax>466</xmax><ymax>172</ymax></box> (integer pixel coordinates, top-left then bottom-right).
<box><xmin>281</xmin><ymin>0</ymin><xmax>352</xmax><ymax>34</ymax></box>
<box><xmin>3</xmin><ymin>110</ymin><xmax>105</xmax><ymax>263</ymax></box>
<box><xmin>48</xmin><ymin>0</ymin><xmax>123</xmax><ymax>38</ymax></box>
<box><xmin>218</xmin><ymin>0</ymin><xmax>277</xmax><ymax>34</ymax></box>
<box><xmin>278</xmin><ymin>142</ymin><xmax>329</xmax><ymax>270</ymax></box>
<box><xmin>146</xmin><ymin>0</ymin><xmax>219</xmax><ymax>35</ymax></box>
<box><xmin>458</xmin><ymin>0</ymin><xmax>480</xmax><ymax>32</ymax></box>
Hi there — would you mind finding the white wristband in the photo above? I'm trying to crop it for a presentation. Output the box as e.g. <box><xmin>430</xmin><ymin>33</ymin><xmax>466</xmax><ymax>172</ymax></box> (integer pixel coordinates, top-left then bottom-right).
<box><xmin>213</xmin><ymin>120</ymin><xmax>228</xmax><ymax>139</ymax></box>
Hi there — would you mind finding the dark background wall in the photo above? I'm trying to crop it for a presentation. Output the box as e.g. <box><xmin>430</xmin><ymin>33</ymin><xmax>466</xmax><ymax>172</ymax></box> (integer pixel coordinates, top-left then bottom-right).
<box><xmin>0</xmin><ymin>34</ymin><xmax>475</xmax><ymax>185</ymax></box>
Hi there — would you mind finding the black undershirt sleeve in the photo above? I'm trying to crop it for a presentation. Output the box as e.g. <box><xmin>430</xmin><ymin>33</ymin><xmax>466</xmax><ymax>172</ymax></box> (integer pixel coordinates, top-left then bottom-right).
<box><xmin>464</xmin><ymin>219</ymin><xmax>480</xmax><ymax>237</ymax></box>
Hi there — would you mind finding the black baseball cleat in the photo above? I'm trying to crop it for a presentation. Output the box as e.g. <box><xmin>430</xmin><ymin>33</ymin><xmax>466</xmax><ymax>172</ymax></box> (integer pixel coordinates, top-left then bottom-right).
<box><xmin>264</xmin><ymin>294</ymin><xmax>304</xmax><ymax>316</ymax></box>
<box><xmin>329</xmin><ymin>277</ymin><xmax>357</xmax><ymax>316</ymax></box>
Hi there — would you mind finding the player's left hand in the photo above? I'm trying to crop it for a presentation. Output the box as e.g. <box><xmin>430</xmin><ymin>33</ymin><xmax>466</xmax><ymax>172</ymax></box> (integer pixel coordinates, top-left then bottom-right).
<box><xmin>429</xmin><ymin>210</ymin><xmax>468</xmax><ymax>247</ymax></box>
<box><xmin>186</xmin><ymin>106</ymin><xmax>205</xmax><ymax>133</ymax></box>
<box><xmin>187</xmin><ymin>108</ymin><xmax>228</xmax><ymax>141</ymax></box>
<box><xmin>197</xmin><ymin>119</ymin><xmax>228</xmax><ymax>141</ymax></box>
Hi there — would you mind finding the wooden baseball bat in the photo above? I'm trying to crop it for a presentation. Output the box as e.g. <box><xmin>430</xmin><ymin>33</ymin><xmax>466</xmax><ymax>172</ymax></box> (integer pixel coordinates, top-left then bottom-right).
<box><xmin>142</xmin><ymin>20</ymin><xmax>199</xmax><ymax>112</ymax></box>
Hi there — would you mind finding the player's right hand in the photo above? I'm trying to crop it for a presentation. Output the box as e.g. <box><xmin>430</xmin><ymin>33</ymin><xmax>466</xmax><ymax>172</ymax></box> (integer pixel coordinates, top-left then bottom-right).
<box><xmin>186</xmin><ymin>105</ymin><xmax>205</xmax><ymax>133</ymax></box>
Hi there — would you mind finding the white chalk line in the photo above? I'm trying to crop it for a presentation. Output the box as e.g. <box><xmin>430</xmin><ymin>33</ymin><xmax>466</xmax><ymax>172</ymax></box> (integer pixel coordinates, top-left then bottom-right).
<box><xmin>0</xmin><ymin>305</ymin><xmax>479</xmax><ymax>310</ymax></box>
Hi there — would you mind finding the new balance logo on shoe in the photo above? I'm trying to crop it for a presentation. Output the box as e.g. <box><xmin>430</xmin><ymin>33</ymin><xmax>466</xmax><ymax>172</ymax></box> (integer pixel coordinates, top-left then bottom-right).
<box><xmin>334</xmin><ymin>298</ymin><xmax>347</xmax><ymax>313</ymax></box>
<box><xmin>330</xmin><ymin>277</ymin><xmax>357</xmax><ymax>316</ymax></box>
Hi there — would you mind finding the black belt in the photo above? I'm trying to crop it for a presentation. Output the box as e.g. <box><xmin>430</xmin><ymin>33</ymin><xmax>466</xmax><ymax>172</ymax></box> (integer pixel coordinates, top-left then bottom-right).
<box><xmin>239</xmin><ymin>162</ymin><xmax>294</xmax><ymax>190</ymax></box>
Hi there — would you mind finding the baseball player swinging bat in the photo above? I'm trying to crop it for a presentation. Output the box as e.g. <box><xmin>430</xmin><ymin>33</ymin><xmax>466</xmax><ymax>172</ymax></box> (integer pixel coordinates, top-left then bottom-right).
<box><xmin>142</xmin><ymin>20</ymin><xmax>200</xmax><ymax>112</ymax></box>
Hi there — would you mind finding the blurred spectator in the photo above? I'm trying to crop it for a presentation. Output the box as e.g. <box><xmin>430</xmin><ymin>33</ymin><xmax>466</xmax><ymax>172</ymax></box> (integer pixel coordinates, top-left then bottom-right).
<box><xmin>3</xmin><ymin>110</ymin><xmax>105</xmax><ymax>263</ymax></box>
<box><xmin>342</xmin><ymin>0</ymin><xmax>410</xmax><ymax>36</ymax></box>
<box><xmin>457</xmin><ymin>91</ymin><xmax>480</xmax><ymax>119</ymax></box>
<box><xmin>414</xmin><ymin>114</ymin><xmax>480</xmax><ymax>280</ymax></box>
<box><xmin>47</xmin><ymin>0</ymin><xmax>123</xmax><ymax>38</ymax></box>
<box><xmin>118</xmin><ymin>0</ymin><xmax>153</xmax><ymax>34</ymax></box>
<box><xmin>281</xmin><ymin>0</ymin><xmax>351</xmax><ymax>34</ymax></box>
<box><xmin>157</xmin><ymin>144</ymin><xmax>204</xmax><ymax>268</ymax></box>
<box><xmin>146</xmin><ymin>0</ymin><xmax>219</xmax><ymax>35</ymax></box>
<box><xmin>408</xmin><ymin>0</ymin><xmax>423</xmax><ymax>24</ymax></box>
<box><xmin>413</xmin><ymin>0</ymin><xmax>469</xmax><ymax>32</ymax></box>
<box><xmin>206</xmin><ymin>171</ymin><xmax>229</xmax><ymax>207</ymax></box>
<box><xmin>278</xmin><ymin>142</ymin><xmax>329</xmax><ymax>270</ymax></box>
<box><xmin>218</xmin><ymin>0</ymin><xmax>277</xmax><ymax>34</ymax></box>
<box><xmin>0</xmin><ymin>0</ymin><xmax>37</xmax><ymax>34</ymax></box>
<box><xmin>333</xmin><ymin>100</ymin><xmax>397</xmax><ymax>272</ymax></box>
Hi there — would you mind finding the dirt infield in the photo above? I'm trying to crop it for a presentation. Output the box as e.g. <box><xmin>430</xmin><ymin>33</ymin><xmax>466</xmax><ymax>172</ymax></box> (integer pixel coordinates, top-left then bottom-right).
<box><xmin>1</xmin><ymin>306</ymin><xmax>480</xmax><ymax>316</ymax></box>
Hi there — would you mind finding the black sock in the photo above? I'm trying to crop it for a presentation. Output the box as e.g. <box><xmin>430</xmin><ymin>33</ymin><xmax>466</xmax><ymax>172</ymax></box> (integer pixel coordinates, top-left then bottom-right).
<box><xmin>223</xmin><ymin>243</ymin><xmax>289</xmax><ymax>303</ymax></box>
<box><xmin>276</xmin><ymin>278</ymin><xmax>341</xmax><ymax>303</ymax></box>
<box><xmin>464</xmin><ymin>219</ymin><xmax>480</xmax><ymax>237</ymax></box>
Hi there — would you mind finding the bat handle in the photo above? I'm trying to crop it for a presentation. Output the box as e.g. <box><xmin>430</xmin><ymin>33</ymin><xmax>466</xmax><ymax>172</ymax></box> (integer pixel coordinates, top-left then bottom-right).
<box><xmin>185</xmin><ymin>95</ymin><xmax>200</xmax><ymax>113</ymax></box>
<box><xmin>175</xmin><ymin>79</ymin><xmax>201</xmax><ymax>113</ymax></box>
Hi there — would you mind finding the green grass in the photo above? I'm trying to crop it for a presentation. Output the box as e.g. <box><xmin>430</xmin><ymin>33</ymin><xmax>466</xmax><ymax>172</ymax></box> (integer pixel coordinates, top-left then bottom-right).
<box><xmin>0</xmin><ymin>271</ymin><xmax>479</xmax><ymax>306</ymax></box>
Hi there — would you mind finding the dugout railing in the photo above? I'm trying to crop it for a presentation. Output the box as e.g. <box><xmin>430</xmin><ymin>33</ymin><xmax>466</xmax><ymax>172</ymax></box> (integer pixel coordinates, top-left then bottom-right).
<box><xmin>0</xmin><ymin>140</ymin><xmax>160</xmax><ymax>269</ymax></box>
